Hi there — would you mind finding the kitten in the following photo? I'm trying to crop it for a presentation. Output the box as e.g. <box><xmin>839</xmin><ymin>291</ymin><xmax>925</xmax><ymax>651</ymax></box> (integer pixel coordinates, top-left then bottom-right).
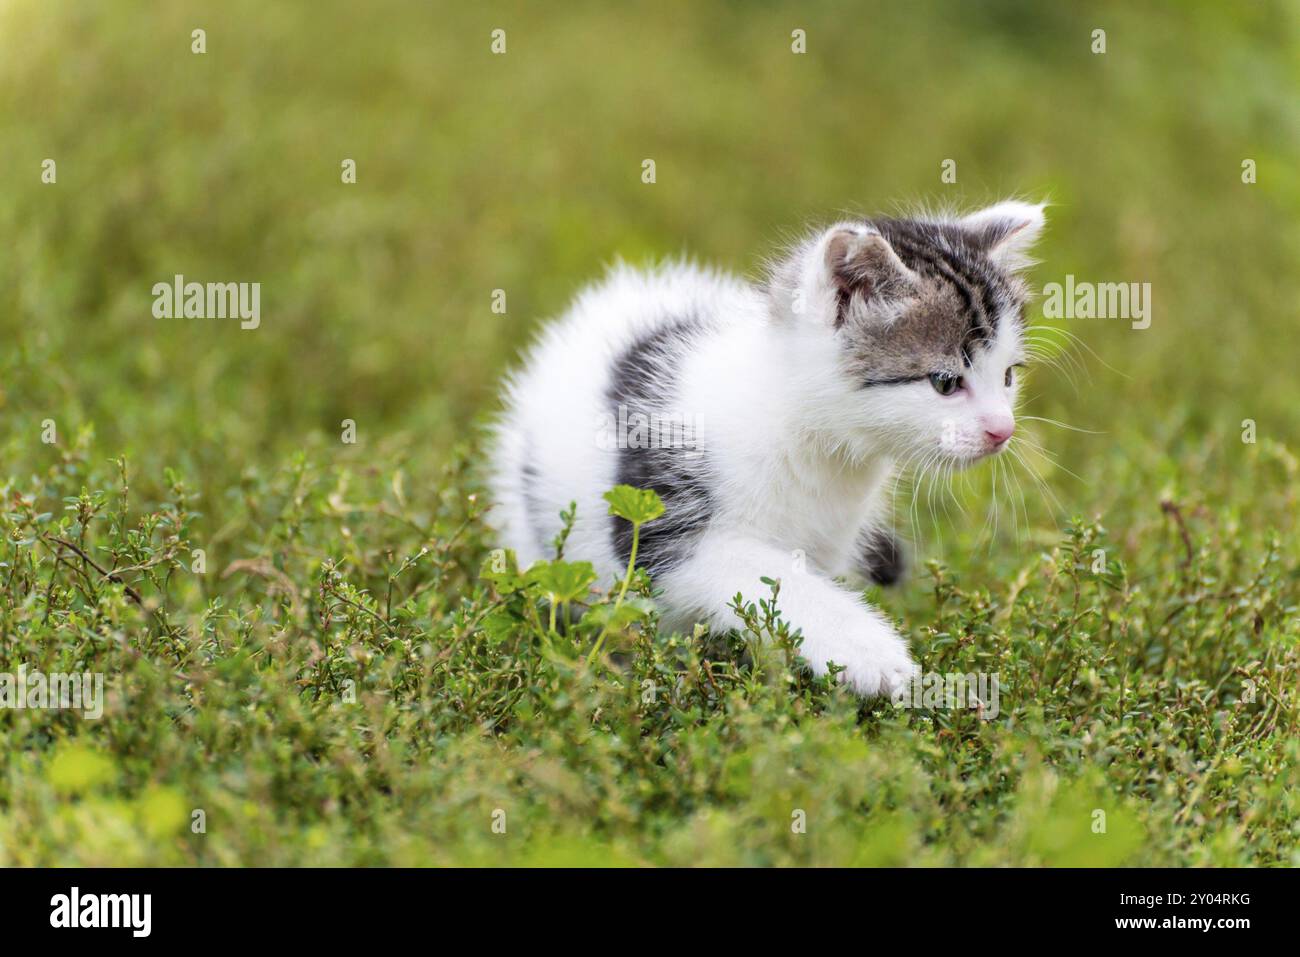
<box><xmin>489</xmin><ymin>201</ymin><xmax>1045</xmax><ymax>697</ymax></box>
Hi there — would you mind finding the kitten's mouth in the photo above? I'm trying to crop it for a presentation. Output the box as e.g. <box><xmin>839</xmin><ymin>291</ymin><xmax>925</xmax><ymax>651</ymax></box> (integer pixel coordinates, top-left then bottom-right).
<box><xmin>981</xmin><ymin>439</ymin><xmax>1012</xmax><ymax>459</ymax></box>
<box><xmin>984</xmin><ymin>438</ymin><xmax>1015</xmax><ymax>460</ymax></box>
<box><xmin>944</xmin><ymin>441</ymin><xmax>1008</xmax><ymax>468</ymax></box>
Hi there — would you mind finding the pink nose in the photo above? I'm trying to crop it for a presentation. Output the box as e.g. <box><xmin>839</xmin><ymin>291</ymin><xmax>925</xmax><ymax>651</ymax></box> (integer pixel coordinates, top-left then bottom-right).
<box><xmin>984</xmin><ymin>422</ymin><xmax>1015</xmax><ymax>447</ymax></box>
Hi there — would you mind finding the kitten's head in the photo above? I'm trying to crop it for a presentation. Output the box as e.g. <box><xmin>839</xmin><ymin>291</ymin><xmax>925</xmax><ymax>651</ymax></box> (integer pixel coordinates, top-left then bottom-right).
<box><xmin>773</xmin><ymin>201</ymin><xmax>1046</xmax><ymax>466</ymax></box>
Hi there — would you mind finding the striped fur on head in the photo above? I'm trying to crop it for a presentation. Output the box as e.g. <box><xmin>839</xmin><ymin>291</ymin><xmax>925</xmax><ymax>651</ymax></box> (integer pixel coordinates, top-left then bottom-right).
<box><xmin>779</xmin><ymin>202</ymin><xmax>1045</xmax><ymax>387</ymax></box>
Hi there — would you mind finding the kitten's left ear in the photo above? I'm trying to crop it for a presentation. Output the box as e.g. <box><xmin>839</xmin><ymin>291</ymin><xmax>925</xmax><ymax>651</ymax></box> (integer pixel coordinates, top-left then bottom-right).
<box><xmin>962</xmin><ymin>200</ymin><xmax>1047</xmax><ymax>270</ymax></box>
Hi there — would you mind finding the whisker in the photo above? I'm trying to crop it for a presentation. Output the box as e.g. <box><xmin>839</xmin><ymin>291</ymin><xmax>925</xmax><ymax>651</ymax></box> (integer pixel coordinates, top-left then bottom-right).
<box><xmin>1006</xmin><ymin>454</ymin><xmax>1031</xmax><ymax>543</ymax></box>
<box><xmin>1019</xmin><ymin>415</ymin><xmax>1104</xmax><ymax>435</ymax></box>
<box><xmin>1012</xmin><ymin>436</ymin><xmax>1090</xmax><ymax>485</ymax></box>
<box><xmin>1026</xmin><ymin>323</ymin><xmax>1130</xmax><ymax>382</ymax></box>
<box><xmin>1008</xmin><ymin>442</ymin><xmax>1068</xmax><ymax>515</ymax></box>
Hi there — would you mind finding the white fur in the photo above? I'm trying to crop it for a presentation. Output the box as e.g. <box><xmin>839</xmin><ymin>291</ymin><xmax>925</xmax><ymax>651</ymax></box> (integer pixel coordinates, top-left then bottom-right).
<box><xmin>961</xmin><ymin>200</ymin><xmax>1047</xmax><ymax>271</ymax></box>
<box><xmin>488</xmin><ymin>208</ymin><xmax>1036</xmax><ymax>698</ymax></box>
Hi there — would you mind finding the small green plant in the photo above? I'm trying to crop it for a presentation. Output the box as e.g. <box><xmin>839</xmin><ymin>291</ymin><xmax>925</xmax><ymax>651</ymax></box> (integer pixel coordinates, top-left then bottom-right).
<box><xmin>586</xmin><ymin>486</ymin><xmax>664</xmax><ymax>664</ymax></box>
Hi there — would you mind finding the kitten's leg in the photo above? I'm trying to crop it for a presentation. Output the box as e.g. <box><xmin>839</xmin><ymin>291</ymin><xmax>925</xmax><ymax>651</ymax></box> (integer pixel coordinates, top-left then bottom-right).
<box><xmin>660</xmin><ymin>533</ymin><xmax>917</xmax><ymax>697</ymax></box>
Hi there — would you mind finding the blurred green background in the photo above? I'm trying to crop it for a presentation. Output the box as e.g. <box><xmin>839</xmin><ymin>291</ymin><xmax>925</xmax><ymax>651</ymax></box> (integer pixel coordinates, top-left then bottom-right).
<box><xmin>1</xmin><ymin>0</ymin><xmax>1298</xmax><ymax>866</ymax></box>
<box><xmin>2</xmin><ymin>0</ymin><xmax>1296</xmax><ymax>515</ymax></box>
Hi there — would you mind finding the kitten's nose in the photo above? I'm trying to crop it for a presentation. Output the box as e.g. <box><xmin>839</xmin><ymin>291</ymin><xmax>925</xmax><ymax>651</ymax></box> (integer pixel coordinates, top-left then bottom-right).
<box><xmin>983</xmin><ymin>418</ymin><xmax>1015</xmax><ymax>448</ymax></box>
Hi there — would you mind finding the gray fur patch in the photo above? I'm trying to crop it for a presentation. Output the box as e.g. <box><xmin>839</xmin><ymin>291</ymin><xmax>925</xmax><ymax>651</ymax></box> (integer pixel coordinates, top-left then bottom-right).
<box><xmin>856</xmin><ymin>527</ymin><xmax>906</xmax><ymax>586</ymax></box>
<box><xmin>607</xmin><ymin>319</ymin><xmax>713</xmax><ymax>575</ymax></box>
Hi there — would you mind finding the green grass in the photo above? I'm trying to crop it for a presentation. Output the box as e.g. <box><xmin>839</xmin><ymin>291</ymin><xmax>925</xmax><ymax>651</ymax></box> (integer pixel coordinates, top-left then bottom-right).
<box><xmin>1</xmin><ymin>0</ymin><xmax>1298</xmax><ymax>865</ymax></box>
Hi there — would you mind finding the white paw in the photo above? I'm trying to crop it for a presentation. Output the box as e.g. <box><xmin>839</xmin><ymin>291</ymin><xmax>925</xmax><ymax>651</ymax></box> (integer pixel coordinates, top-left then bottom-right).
<box><xmin>804</xmin><ymin>622</ymin><xmax>918</xmax><ymax>700</ymax></box>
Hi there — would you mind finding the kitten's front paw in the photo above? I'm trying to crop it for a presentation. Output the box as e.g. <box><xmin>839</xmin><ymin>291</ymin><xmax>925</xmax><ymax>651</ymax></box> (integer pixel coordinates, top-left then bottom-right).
<box><xmin>831</xmin><ymin>625</ymin><xmax>917</xmax><ymax>700</ymax></box>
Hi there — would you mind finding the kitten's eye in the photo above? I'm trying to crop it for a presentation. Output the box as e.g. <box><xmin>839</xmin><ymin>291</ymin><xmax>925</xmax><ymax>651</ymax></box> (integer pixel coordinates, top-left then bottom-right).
<box><xmin>1004</xmin><ymin>366</ymin><xmax>1015</xmax><ymax>387</ymax></box>
<box><xmin>929</xmin><ymin>372</ymin><xmax>962</xmax><ymax>396</ymax></box>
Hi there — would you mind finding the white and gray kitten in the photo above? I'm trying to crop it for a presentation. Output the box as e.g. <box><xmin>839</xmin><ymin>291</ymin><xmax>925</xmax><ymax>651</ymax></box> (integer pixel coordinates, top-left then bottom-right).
<box><xmin>489</xmin><ymin>200</ymin><xmax>1046</xmax><ymax>698</ymax></box>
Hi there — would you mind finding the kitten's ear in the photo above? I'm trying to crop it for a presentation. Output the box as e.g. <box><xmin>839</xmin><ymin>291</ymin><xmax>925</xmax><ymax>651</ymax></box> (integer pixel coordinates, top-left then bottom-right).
<box><xmin>962</xmin><ymin>200</ymin><xmax>1047</xmax><ymax>270</ymax></box>
<box><xmin>822</xmin><ymin>226</ymin><xmax>917</xmax><ymax>326</ymax></box>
